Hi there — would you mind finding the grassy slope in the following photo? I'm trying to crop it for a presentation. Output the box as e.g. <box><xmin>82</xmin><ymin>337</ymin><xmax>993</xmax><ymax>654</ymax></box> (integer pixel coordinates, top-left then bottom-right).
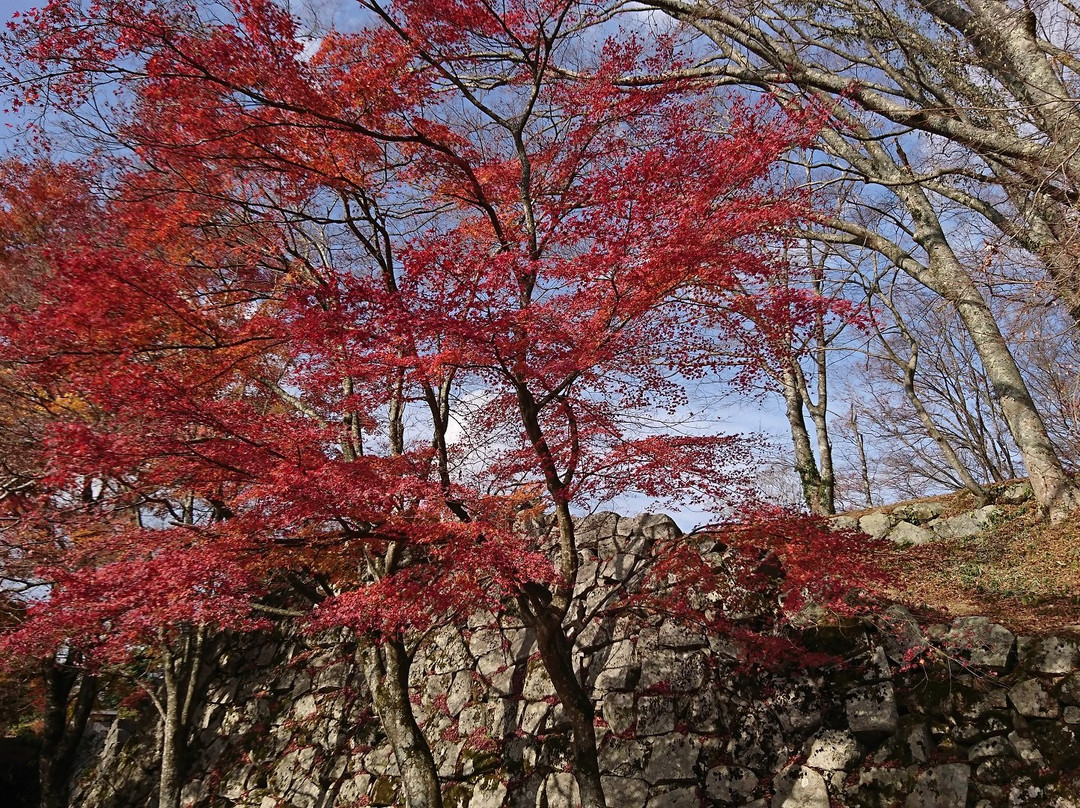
<box><xmin>863</xmin><ymin>488</ymin><xmax>1080</xmax><ymax>633</ymax></box>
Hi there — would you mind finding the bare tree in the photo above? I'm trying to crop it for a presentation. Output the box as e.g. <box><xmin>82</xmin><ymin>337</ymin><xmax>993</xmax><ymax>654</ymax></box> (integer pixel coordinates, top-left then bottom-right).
<box><xmin>840</xmin><ymin>264</ymin><xmax>1032</xmax><ymax>501</ymax></box>
<box><xmin>643</xmin><ymin>0</ymin><xmax>1080</xmax><ymax>518</ymax></box>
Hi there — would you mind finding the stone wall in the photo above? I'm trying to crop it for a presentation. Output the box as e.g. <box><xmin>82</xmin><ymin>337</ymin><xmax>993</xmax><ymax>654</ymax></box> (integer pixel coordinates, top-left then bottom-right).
<box><xmin>75</xmin><ymin>512</ymin><xmax>1080</xmax><ymax>808</ymax></box>
<box><xmin>830</xmin><ymin>481</ymin><xmax>1033</xmax><ymax>546</ymax></box>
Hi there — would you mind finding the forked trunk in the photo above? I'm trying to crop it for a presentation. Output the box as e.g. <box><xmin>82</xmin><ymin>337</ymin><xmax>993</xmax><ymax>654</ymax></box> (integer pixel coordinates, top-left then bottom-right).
<box><xmin>938</xmin><ymin>254</ymin><xmax>1080</xmax><ymax>520</ymax></box>
<box><xmin>156</xmin><ymin>625</ymin><xmax>211</xmax><ymax>808</ymax></box>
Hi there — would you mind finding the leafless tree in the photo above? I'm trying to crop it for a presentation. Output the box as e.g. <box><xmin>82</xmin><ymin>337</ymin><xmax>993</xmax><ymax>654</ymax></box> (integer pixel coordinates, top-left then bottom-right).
<box><xmin>643</xmin><ymin>0</ymin><xmax>1080</xmax><ymax>518</ymax></box>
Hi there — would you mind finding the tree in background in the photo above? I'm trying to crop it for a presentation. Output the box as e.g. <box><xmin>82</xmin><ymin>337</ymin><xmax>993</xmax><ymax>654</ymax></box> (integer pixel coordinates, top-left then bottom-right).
<box><xmin>644</xmin><ymin>0</ymin><xmax>1080</xmax><ymax>519</ymax></box>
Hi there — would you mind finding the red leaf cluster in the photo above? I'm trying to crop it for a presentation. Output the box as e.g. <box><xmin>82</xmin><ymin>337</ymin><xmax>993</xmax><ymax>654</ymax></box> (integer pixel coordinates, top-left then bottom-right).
<box><xmin>0</xmin><ymin>0</ymin><xmax>867</xmax><ymax>678</ymax></box>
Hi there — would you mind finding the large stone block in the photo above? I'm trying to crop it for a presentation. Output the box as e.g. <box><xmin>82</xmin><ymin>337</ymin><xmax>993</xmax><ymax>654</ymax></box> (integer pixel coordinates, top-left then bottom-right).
<box><xmin>658</xmin><ymin>621</ymin><xmax>707</xmax><ymax>649</ymax></box>
<box><xmin>599</xmin><ymin>737</ymin><xmax>647</xmax><ymax>776</ymax></box>
<box><xmin>846</xmin><ymin>683</ymin><xmax>899</xmax><ymax>739</ymax></box>
<box><xmin>905</xmin><ymin>764</ymin><xmax>970</xmax><ymax>808</ymax></box>
<box><xmin>705</xmin><ymin>765</ymin><xmax>758</xmax><ymax>803</ymax></box>
<box><xmin>943</xmin><ymin>617</ymin><xmax>1014</xmax><ymax>669</ymax></box>
<box><xmin>637</xmin><ymin>695</ymin><xmax>676</xmax><ymax>736</ymax></box>
<box><xmin>631</xmin><ymin>512</ymin><xmax>682</xmax><ymax>540</ymax></box>
<box><xmin>1008</xmin><ymin>730</ymin><xmax>1046</xmax><ymax>764</ymax></box>
<box><xmin>1023</xmin><ymin>635</ymin><xmax>1080</xmax><ymax>674</ymax></box>
<box><xmin>470</xmin><ymin>778</ymin><xmax>507</xmax><ymax>808</ymax></box>
<box><xmin>643</xmin><ymin>734</ymin><xmax>701</xmax><ymax>783</ymax></box>
<box><xmin>645</xmin><ymin>788</ymin><xmax>699</xmax><ymax>808</ymax></box>
<box><xmin>603</xmin><ymin>691</ymin><xmax>635</xmax><ymax>735</ymax></box>
<box><xmin>771</xmin><ymin>766</ymin><xmax>829</xmax><ymax>808</ymax></box>
<box><xmin>1059</xmin><ymin>671</ymin><xmax>1080</xmax><ymax>705</ymax></box>
<box><xmin>805</xmin><ymin>729</ymin><xmax>861</xmax><ymax>771</ymax></box>
<box><xmin>540</xmin><ymin>773</ymin><xmax>579</xmax><ymax>808</ymax></box>
<box><xmin>880</xmin><ymin>604</ymin><xmax>930</xmax><ymax>665</ymax></box>
<box><xmin>727</xmin><ymin>711</ymin><xmax>791</xmax><ymax>770</ymax></box>
<box><xmin>859</xmin><ymin>511</ymin><xmax>892</xmax><ymax>539</ymax></box>
<box><xmin>967</xmin><ymin>734</ymin><xmax>1010</xmax><ymax>761</ymax></box>
<box><xmin>772</xmin><ymin>675</ymin><xmax>824</xmax><ymax>734</ymax></box>
<box><xmin>893</xmin><ymin>500</ymin><xmax>947</xmax><ymax>523</ymax></box>
<box><xmin>845</xmin><ymin>768</ymin><xmax>914</xmax><ymax>808</ymax></box>
<box><xmin>888</xmin><ymin>521</ymin><xmax>935</xmax><ymax>545</ymax></box>
<box><xmin>600</xmin><ymin>776</ymin><xmax>649</xmax><ymax>808</ymax></box>
<box><xmin>677</xmin><ymin>690</ymin><xmax>721</xmax><ymax>733</ymax></box>
<box><xmin>1009</xmin><ymin>679</ymin><xmax>1059</xmax><ymax>718</ymax></box>
<box><xmin>930</xmin><ymin>506</ymin><xmax>999</xmax><ymax>540</ymax></box>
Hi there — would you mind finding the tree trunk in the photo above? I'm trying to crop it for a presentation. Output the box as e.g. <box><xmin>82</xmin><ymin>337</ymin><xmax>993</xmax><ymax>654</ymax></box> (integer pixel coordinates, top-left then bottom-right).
<box><xmin>930</xmin><ymin>248</ymin><xmax>1080</xmax><ymax>519</ymax></box>
<box><xmin>158</xmin><ymin>698</ymin><xmax>185</xmax><ymax>808</ymax></box>
<box><xmin>808</xmin><ymin>401</ymin><xmax>836</xmax><ymax>515</ymax></box>
<box><xmin>512</xmin><ymin>384</ymin><xmax>606</xmax><ymax>805</ymax></box>
<box><xmin>649</xmin><ymin>0</ymin><xmax>1080</xmax><ymax>520</ymax></box>
<box><xmin>39</xmin><ymin>663</ymin><xmax>96</xmax><ymax>808</ymax></box>
<box><xmin>360</xmin><ymin>639</ymin><xmax>442</xmax><ymax>808</ymax></box>
<box><xmin>515</xmin><ymin>501</ymin><xmax>606</xmax><ymax>808</ymax></box>
<box><xmin>156</xmin><ymin>624</ymin><xmax>210</xmax><ymax>808</ymax></box>
<box><xmin>848</xmin><ymin>120</ymin><xmax>1080</xmax><ymax>517</ymax></box>
<box><xmin>781</xmin><ymin>367</ymin><xmax>830</xmax><ymax>515</ymax></box>
<box><xmin>524</xmin><ymin>601</ymin><xmax>606</xmax><ymax>808</ymax></box>
<box><xmin>822</xmin><ymin>125</ymin><xmax>1080</xmax><ymax>520</ymax></box>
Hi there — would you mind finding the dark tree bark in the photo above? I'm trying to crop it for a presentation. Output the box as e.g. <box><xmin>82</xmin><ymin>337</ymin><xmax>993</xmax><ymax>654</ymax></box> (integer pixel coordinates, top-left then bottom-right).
<box><xmin>38</xmin><ymin>661</ymin><xmax>97</xmax><ymax>808</ymax></box>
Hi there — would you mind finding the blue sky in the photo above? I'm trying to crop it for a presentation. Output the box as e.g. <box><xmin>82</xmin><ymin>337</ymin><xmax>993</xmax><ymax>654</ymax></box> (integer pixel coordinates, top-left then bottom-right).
<box><xmin>0</xmin><ymin>0</ymin><xmax>36</xmax><ymax>143</ymax></box>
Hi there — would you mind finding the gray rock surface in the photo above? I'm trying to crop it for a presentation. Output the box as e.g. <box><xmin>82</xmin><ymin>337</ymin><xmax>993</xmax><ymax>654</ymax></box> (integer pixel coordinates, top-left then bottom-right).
<box><xmin>905</xmin><ymin>764</ymin><xmax>970</xmax><ymax>808</ymax></box>
<box><xmin>858</xmin><ymin>511</ymin><xmax>892</xmax><ymax>540</ymax></box>
<box><xmin>68</xmin><ymin>510</ymin><xmax>1080</xmax><ymax>808</ymax></box>
<box><xmin>943</xmin><ymin>616</ymin><xmax>1015</xmax><ymax>668</ymax></box>
<box><xmin>1009</xmin><ymin>678</ymin><xmax>1059</xmax><ymax>718</ymax></box>
<box><xmin>772</xmin><ymin>766</ymin><xmax>829</xmax><ymax>808</ymax></box>
<box><xmin>846</xmin><ymin>683</ymin><xmax>899</xmax><ymax>738</ymax></box>
<box><xmin>888</xmin><ymin>521</ymin><xmax>935</xmax><ymax>545</ymax></box>
<box><xmin>1026</xmin><ymin>635</ymin><xmax>1080</xmax><ymax>674</ymax></box>
<box><xmin>705</xmin><ymin>765</ymin><xmax>758</xmax><ymax>803</ymax></box>
<box><xmin>805</xmin><ymin>730</ymin><xmax>861</xmax><ymax>771</ymax></box>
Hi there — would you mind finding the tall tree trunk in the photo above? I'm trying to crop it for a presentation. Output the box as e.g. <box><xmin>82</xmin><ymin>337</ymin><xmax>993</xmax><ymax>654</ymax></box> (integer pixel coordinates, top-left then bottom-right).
<box><xmin>808</xmin><ymin>402</ymin><xmax>836</xmax><ymax>515</ymax></box>
<box><xmin>39</xmin><ymin>662</ymin><xmax>97</xmax><ymax>808</ymax></box>
<box><xmin>805</xmin><ymin>290</ymin><xmax>837</xmax><ymax>516</ymax></box>
<box><xmin>648</xmin><ymin>0</ymin><xmax>1080</xmax><ymax>520</ymax></box>
<box><xmin>360</xmin><ymin>639</ymin><xmax>442</xmax><ymax>808</ymax></box>
<box><xmin>156</xmin><ymin>625</ymin><xmax>209</xmax><ymax>808</ymax></box>
<box><xmin>931</xmin><ymin>248</ymin><xmax>1080</xmax><ymax>519</ymax></box>
<box><xmin>847</xmin><ymin>116</ymin><xmax>1080</xmax><ymax>518</ymax></box>
<box><xmin>819</xmin><ymin>120</ymin><xmax>1080</xmax><ymax>520</ymax></box>
<box><xmin>780</xmin><ymin>368</ymin><xmax>830</xmax><ymax>515</ymax></box>
<box><xmin>516</xmin><ymin>499</ymin><xmax>606</xmax><ymax>808</ymax></box>
<box><xmin>524</xmin><ymin>596</ymin><xmax>605</xmax><ymax>808</ymax></box>
<box><xmin>513</xmin><ymin>384</ymin><xmax>606</xmax><ymax>806</ymax></box>
<box><xmin>158</xmin><ymin>698</ymin><xmax>185</xmax><ymax>808</ymax></box>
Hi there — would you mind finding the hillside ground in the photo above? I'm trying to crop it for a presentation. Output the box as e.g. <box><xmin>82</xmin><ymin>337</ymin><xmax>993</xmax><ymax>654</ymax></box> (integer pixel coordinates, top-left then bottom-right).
<box><xmin>860</xmin><ymin>487</ymin><xmax>1080</xmax><ymax>633</ymax></box>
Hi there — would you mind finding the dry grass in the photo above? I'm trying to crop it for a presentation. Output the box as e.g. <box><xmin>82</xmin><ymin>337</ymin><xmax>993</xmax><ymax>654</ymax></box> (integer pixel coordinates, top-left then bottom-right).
<box><xmin>867</xmin><ymin>492</ymin><xmax>1080</xmax><ymax>634</ymax></box>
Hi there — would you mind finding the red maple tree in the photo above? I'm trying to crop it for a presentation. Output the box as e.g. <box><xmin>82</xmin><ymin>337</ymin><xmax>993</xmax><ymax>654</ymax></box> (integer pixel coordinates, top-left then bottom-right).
<box><xmin>0</xmin><ymin>2</ymin><xmax>876</xmax><ymax>807</ymax></box>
